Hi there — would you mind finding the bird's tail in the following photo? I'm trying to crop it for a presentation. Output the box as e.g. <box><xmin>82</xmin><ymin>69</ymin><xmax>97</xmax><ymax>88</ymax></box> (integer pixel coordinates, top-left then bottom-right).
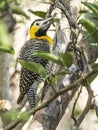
<box><xmin>17</xmin><ymin>93</ymin><xmax>25</xmax><ymax>104</ymax></box>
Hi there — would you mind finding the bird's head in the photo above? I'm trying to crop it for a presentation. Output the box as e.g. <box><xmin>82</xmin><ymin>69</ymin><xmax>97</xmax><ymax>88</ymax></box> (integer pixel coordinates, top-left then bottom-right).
<box><xmin>30</xmin><ymin>17</ymin><xmax>54</xmax><ymax>45</ymax></box>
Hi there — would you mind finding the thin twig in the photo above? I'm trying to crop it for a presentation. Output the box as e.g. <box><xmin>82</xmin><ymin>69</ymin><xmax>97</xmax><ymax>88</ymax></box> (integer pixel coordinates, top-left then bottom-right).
<box><xmin>94</xmin><ymin>104</ymin><xmax>98</xmax><ymax>118</ymax></box>
<box><xmin>76</xmin><ymin>87</ymin><xmax>93</xmax><ymax>127</ymax></box>
<box><xmin>45</xmin><ymin>3</ymin><xmax>55</xmax><ymax>18</ymax></box>
<box><xmin>39</xmin><ymin>1</ymin><xmax>54</xmax><ymax>5</ymax></box>
<box><xmin>71</xmin><ymin>80</ymin><xmax>95</xmax><ymax>130</ymax></box>
<box><xmin>71</xmin><ymin>92</ymin><xmax>92</xmax><ymax>130</ymax></box>
<box><xmin>71</xmin><ymin>86</ymin><xmax>82</xmax><ymax>124</ymax></box>
<box><xmin>56</xmin><ymin>0</ymin><xmax>82</xmax><ymax>32</ymax></box>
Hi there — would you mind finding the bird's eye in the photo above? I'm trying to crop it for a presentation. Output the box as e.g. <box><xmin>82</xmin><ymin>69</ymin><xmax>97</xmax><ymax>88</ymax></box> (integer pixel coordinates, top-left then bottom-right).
<box><xmin>35</xmin><ymin>22</ymin><xmax>40</xmax><ymax>26</ymax></box>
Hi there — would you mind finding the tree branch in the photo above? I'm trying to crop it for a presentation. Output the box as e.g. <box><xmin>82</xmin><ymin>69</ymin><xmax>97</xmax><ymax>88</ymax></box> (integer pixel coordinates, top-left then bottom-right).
<box><xmin>4</xmin><ymin>67</ymin><xmax>98</xmax><ymax>130</ymax></box>
<box><xmin>71</xmin><ymin>86</ymin><xmax>82</xmax><ymax>124</ymax></box>
<box><xmin>5</xmin><ymin>0</ymin><xmax>15</xmax><ymax>32</ymax></box>
<box><xmin>71</xmin><ymin>79</ymin><xmax>95</xmax><ymax>130</ymax></box>
<box><xmin>56</xmin><ymin>0</ymin><xmax>82</xmax><ymax>32</ymax></box>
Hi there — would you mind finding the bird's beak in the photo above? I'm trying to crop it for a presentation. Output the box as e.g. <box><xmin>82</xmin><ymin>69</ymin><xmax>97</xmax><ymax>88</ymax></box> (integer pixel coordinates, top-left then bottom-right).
<box><xmin>40</xmin><ymin>17</ymin><xmax>54</xmax><ymax>31</ymax></box>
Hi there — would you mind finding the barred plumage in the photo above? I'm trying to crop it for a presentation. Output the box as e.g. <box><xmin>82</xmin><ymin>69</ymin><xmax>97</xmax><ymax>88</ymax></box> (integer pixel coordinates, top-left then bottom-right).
<box><xmin>27</xmin><ymin>82</ymin><xmax>38</xmax><ymax>108</ymax></box>
<box><xmin>17</xmin><ymin>18</ymin><xmax>53</xmax><ymax>108</ymax></box>
<box><xmin>17</xmin><ymin>39</ymin><xmax>50</xmax><ymax>107</ymax></box>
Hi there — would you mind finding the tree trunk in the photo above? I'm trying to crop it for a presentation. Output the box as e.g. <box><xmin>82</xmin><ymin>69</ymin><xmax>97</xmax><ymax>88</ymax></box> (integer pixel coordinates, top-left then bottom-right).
<box><xmin>0</xmin><ymin>53</ymin><xmax>10</xmax><ymax>100</ymax></box>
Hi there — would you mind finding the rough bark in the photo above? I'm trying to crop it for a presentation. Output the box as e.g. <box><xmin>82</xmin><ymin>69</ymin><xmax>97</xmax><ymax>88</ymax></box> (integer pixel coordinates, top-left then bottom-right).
<box><xmin>0</xmin><ymin>53</ymin><xmax>10</xmax><ymax>100</ymax></box>
<box><xmin>2</xmin><ymin>0</ymin><xmax>98</xmax><ymax>130</ymax></box>
<box><xmin>27</xmin><ymin>0</ymin><xmax>79</xmax><ymax>130</ymax></box>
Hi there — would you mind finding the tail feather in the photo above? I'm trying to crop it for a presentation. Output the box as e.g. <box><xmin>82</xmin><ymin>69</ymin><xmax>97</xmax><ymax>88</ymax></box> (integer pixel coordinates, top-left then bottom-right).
<box><xmin>17</xmin><ymin>93</ymin><xmax>25</xmax><ymax>104</ymax></box>
<box><xmin>27</xmin><ymin>82</ymin><xmax>38</xmax><ymax>108</ymax></box>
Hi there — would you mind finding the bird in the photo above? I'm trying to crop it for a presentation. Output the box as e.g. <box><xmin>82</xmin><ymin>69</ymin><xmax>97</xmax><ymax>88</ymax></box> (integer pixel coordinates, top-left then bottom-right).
<box><xmin>17</xmin><ymin>17</ymin><xmax>53</xmax><ymax>108</ymax></box>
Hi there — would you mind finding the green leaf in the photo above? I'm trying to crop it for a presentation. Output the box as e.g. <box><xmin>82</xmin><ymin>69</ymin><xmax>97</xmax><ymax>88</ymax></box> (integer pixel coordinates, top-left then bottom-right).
<box><xmin>1</xmin><ymin>110</ymin><xmax>19</xmax><ymax>125</ymax></box>
<box><xmin>79</xmin><ymin>19</ymin><xmax>96</xmax><ymax>32</ymax></box>
<box><xmin>82</xmin><ymin>31</ymin><xmax>93</xmax><ymax>43</ymax></box>
<box><xmin>79</xmin><ymin>9</ymin><xmax>89</xmax><ymax>14</ymax></box>
<box><xmin>0</xmin><ymin>1</ymin><xmax>6</xmax><ymax>11</ymax></box>
<box><xmin>1</xmin><ymin>109</ymin><xmax>29</xmax><ymax>125</ymax></box>
<box><xmin>0</xmin><ymin>46</ymin><xmax>14</xmax><ymax>54</ymax></box>
<box><xmin>19</xmin><ymin>60</ymin><xmax>47</xmax><ymax>78</ymax></box>
<box><xmin>17</xmin><ymin>111</ymin><xmax>30</xmax><ymax>122</ymax></box>
<box><xmin>8</xmin><ymin>0</ymin><xmax>14</xmax><ymax>3</ymax></box>
<box><xmin>87</xmin><ymin>72</ymin><xmax>98</xmax><ymax>84</ymax></box>
<box><xmin>28</xmin><ymin>9</ymin><xmax>46</xmax><ymax>18</ymax></box>
<box><xmin>91</xmin><ymin>63</ymin><xmax>98</xmax><ymax>69</ymax></box>
<box><xmin>87</xmin><ymin>64</ymin><xmax>98</xmax><ymax>83</ymax></box>
<box><xmin>60</xmin><ymin>52</ymin><xmax>73</xmax><ymax>68</ymax></box>
<box><xmin>84</xmin><ymin>12</ymin><xmax>98</xmax><ymax>25</ymax></box>
<box><xmin>51</xmin><ymin>74</ymin><xmax>57</xmax><ymax>85</ymax></box>
<box><xmin>53</xmin><ymin>18</ymin><xmax>60</xmax><ymax>24</ymax></box>
<box><xmin>79</xmin><ymin>19</ymin><xmax>98</xmax><ymax>43</ymax></box>
<box><xmin>11</xmin><ymin>5</ymin><xmax>29</xmax><ymax>18</ymax></box>
<box><xmin>56</xmin><ymin>69</ymin><xmax>74</xmax><ymax>75</ymax></box>
<box><xmin>33</xmin><ymin>51</ymin><xmax>63</xmax><ymax>66</ymax></box>
<box><xmin>82</xmin><ymin>2</ymin><xmax>98</xmax><ymax>18</ymax></box>
<box><xmin>89</xmin><ymin>42</ymin><xmax>98</xmax><ymax>47</ymax></box>
<box><xmin>0</xmin><ymin>21</ymin><xmax>14</xmax><ymax>54</ymax></box>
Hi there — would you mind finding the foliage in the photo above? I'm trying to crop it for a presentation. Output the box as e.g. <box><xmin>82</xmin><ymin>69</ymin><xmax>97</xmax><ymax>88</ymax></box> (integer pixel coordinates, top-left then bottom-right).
<box><xmin>0</xmin><ymin>21</ymin><xmax>14</xmax><ymax>54</ymax></box>
<box><xmin>2</xmin><ymin>1</ymin><xmax>98</xmax><ymax>130</ymax></box>
<box><xmin>79</xmin><ymin>2</ymin><xmax>98</xmax><ymax>83</ymax></box>
<box><xmin>33</xmin><ymin>51</ymin><xmax>63</xmax><ymax>66</ymax></box>
<box><xmin>0</xmin><ymin>0</ymin><xmax>29</xmax><ymax>18</ymax></box>
<box><xmin>0</xmin><ymin>0</ymin><xmax>29</xmax><ymax>54</ymax></box>
<box><xmin>11</xmin><ymin>5</ymin><xmax>29</xmax><ymax>18</ymax></box>
<box><xmin>87</xmin><ymin>63</ymin><xmax>98</xmax><ymax>83</ymax></box>
<box><xmin>19</xmin><ymin>51</ymin><xmax>74</xmax><ymax>77</ymax></box>
<box><xmin>1</xmin><ymin>109</ymin><xmax>29</xmax><ymax>125</ymax></box>
<box><xmin>19</xmin><ymin>59</ymin><xmax>47</xmax><ymax>77</ymax></box>
<box><xmin>79</xmin><ymin>2</ymin><xmax>98</xmax><ymax>46</ymax></box>
<box><xmin>60</xmin><ymin>52</ymin><xmax>74</xmax><ymax>68</ymax></box>
<box><xmin>28</xmin><ymin>9</ymin><xmax>46</xmax><ymax>18</ymax></box>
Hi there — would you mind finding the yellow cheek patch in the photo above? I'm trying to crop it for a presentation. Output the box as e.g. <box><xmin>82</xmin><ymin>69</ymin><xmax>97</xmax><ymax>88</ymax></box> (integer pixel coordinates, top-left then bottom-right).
<box><xmin>30</xmin><ymin>25</ymin><xmax>53</xmax><ymax>46</ymax></box>
<box><xmin>30</xmin><ymin>26</ymin><xmax>39</xmax><ymax>38</ymax></box>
